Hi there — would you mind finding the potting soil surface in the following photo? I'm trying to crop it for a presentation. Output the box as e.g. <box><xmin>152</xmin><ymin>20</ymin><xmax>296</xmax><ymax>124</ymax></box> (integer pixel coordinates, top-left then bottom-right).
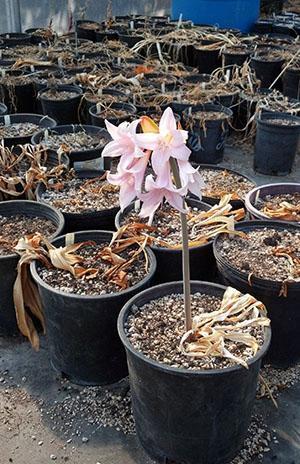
<box><xmin>1</xmin><ymin>142</ymin><xmax>300</xmax><ymax>464</ymax></box>
<box><xmin>41</xmin><ymin>177</ymin><xmax>120</xmax><ymax>213</ymax></box>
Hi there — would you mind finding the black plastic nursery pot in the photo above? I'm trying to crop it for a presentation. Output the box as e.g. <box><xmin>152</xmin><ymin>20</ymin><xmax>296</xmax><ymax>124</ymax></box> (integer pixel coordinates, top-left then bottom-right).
<box><xmin>39</xmin><ymin>85</ymin><xmax>83</xmax><ymax>125</ymax></box>
<box><xmin>214</xmin><ymin>220</ymin><xmax>300</xmax><ymax>368</ymax></box>
<box><xmin>282</xmin><ymin>68</ymin><xmax>300</xmax><ymax>100</ymax></box>
<box><xmin>115</xmin><ymin>199</ymin><xmax>217</xmax><ymax>284</ymax></box>
<box><xmin>89</xmin><ymin>102</ymin><xmax>137</xmax><ymax>128</ymax></box>
<box><xmin>0</xmin><ymin>32</ymin><xmax>31</xmax><ymax>46</ymax></box>
<box><xmin>31</xmin><ymin>124</ymin><xmax>110</xmax><ymax>167</ymax></box>
<box><xmin>0</xmin><ymin>113</ymin><xmax>56</xmax><ymax>148</ymax></box>
<box><xmin>183</xmin><ymin>104</ymin><xmax>232</xmax><ymax>165</ymax></box>
<box><xmin>30</xmin><ymin>230</ymin><xmax>156</xmax><ymax>385</ymax></box>
<box><xmin>254</xmin><ymin>112</ymin><xmax>300</xmax><ymax>176</ymax></box>
<box><xmin>197</xmin><ymin>164</ymin><xmax>256</xmax><ymax>210</ymax></box>
<box><xmin>0</xmin><ymin>71</ymin><xmax>35</xmax><ymax>113</ymax></box>
<box><xmin>193</xmin><ymin>41</ymin><xmax>222</xmax><ymax>74</ymax></box>
<box><xmin>117</xmin><ymin>280</ymin><xmax>271</xmax><ymax>464</ymax></box>
<box><xmin>25</xmin><ymin>28</ymin><xmax>55</xmax><ymax>44</ymax></box>
<box><xmin>245</xmin><ymin>183</ymin><xmax>300</xmax><ymax>223</ymax></box>
<box><xmin>118</xmin><ymin>31</ymin><xmax>145</xmax><ymax>48</ymax></box>
<box><xmin>222</xmin><ymin>47</ymin><xmax>252</xmax><ymax>69</ymax></box>
<box><xmin>80</xmin><ymin>88</ymin><xmax>126</xmax><ymax>124</ymax></box>
<box><xmin>250</xmin><ymin>54</ymin><xmax>285</xmax><ymax>89</ymax></box>
<box><xmin>36</xmin><ymin>170</ymin><xmax>118</xmax><ymax>233</ymax></box>
<box><xmin>76</xmin><ymin>20</ymin><xmax>100</xmax><ymax>41</ymax></box>
<box><xmin>0</xmin><ymin>200</ymin><xmax>64</xmax><ymax>336</ymax></box>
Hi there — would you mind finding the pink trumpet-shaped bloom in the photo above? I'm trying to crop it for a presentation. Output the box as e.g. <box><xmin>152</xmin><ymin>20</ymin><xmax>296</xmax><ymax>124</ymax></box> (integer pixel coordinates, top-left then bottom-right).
<box><xmin>104</xmin><ymin>107</ymin><xmax>205</xmax><ymax>219</ymax></box>
<box><xmin>135</xmin><ymin>107</ymin><xmax>191</xmax><ymax>179</ymax></box>
<box><xmin>177</xmin><ymin>160</ymin><xmax>205</xmax><ymax>198</ymax></box>
<box><xmin>139</xmin><ymin>174</ymin><xmax>187</xmax><ymax>219</ymax></box>
<box><xmin>102</xmin><ymin>119</ymin><xmax>143</xmax><ymax>170</ymax></box>
<box><xmin>107</xmin><ymin>154</ymin><xmax>150</xmax><ymax>211</ymax></box>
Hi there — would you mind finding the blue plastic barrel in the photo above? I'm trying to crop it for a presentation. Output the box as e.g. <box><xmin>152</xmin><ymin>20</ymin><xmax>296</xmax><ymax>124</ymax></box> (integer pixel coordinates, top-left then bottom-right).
<box><xmin>172</xmin><ymin>0</ymin><xmax>260</xmax><ymax>32</ymax></box>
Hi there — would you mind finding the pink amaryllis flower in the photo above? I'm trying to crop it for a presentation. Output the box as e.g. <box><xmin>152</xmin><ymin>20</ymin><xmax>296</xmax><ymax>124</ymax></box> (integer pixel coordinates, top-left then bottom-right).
<box><xmin>107</xmin><ymin>154</ymin><xmax>150</xmax><ymax>211</ymax></box>
<box><xmin>135</xmin><ymin>107</ymin><xmax>191</xmax><ymax>178</ymax></box>
<box><xmin>177</xmin><ymin>160</ymin><xmax>205</xmax><ymax>198</ymax></box>
<box><xmin>102</xmin><ymin>119</ymin><xmax>143</xmax><ymax>170</ymax></box>
<box><xmin>140</xmin><ymin>174</ymin><xmax>187</xmax><ymax>219</ymax></box>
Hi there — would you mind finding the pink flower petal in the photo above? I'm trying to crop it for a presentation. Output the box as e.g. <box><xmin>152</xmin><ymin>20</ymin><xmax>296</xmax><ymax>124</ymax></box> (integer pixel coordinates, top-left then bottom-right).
<box><xmin>159</xmin><ymin>107</ymin><xmax>177</xmax><ymax>135</ymax></box>
<box><xmin>135</xmin><ymin>132</ymin><xmax>160</xmax><ymax>151</ymax></box>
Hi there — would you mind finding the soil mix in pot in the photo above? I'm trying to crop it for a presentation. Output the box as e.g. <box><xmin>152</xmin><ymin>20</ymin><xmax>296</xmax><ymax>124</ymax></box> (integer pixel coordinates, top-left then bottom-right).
<box><xmin>255</xmin><ymin>193</ymin><xmax>300</xmax><ymax>222</ymax></box>
<box><xmin>0</xmin><ymin>214</ymin><xmax>56</xmax><ymax>256</ymax></box>
<box><xmin>126</xmin><ymin>289</ymin><xmax>266</xmax><ymax>370</ymax></box>
<box><xmin>40</xmin><ymin>175</ymin><xmax>120</xmax><ymax>214</ymax></box>
<box><xmin>40</xmin><ymin>89</ymin><xmax>79</xmax><ymax>101</ymax></box>
<box><xmin>37</xmin><ymin>240</ymin><xmax>148</xmax><ymax>296</ymax></box>
<box><xmin>215</xmin><ymin>227</ymin><xmax>300</xmax><ymax>281</ymax></box>
<box><xmin>39</xmin><ymin>130</ymin><xmax>107</xmax><ymax>152</ymax></box>
<box><xmin>0</xmin><ymin>122</ymin><xmax>40</xmax><ymax>138</ymax></box>
<box><xmin>199</xmin><ymin>168</ymin><xmax>255</xmax><ymax>202</ymax></box>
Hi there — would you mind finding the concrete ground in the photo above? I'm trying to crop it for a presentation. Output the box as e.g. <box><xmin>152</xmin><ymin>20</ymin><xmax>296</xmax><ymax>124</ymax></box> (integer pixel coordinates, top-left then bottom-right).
<box><xmin>0</xmin><ymin>143</ymin><xmax>299</xmax><ymax>464</ymax></box>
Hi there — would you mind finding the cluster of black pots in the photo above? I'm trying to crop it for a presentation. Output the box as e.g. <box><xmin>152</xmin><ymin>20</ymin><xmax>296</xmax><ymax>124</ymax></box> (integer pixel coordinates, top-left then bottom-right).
<box><xmin>1</xmin><ymin>15</ymin><xmax>300</xmax><ymax>464</ymax></box>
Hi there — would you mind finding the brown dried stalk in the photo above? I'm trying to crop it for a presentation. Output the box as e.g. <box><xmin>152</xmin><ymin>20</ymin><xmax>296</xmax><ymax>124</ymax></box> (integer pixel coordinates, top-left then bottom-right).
<box><xmin>179</xmin><ymin>286</ymin><xmax>270</xmax><ymax>368</ymax></box>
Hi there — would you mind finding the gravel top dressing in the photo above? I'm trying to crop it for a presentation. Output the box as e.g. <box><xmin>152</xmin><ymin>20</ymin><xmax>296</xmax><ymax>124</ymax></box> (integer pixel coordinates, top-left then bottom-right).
<box><xmin>256</xmin><ymin>193</ymin><xmax>300</xmax><ymax>221</ymax></box>
<box><xmin>0</xmin><ymin>214</ymin><xmax>56</xmax><ymax>256</ymax></box>
<box><xmin>126</xmin><ymin>292</ymin><xmax>264</xmax><ymax>370</ymax></box>
<box><xmin>122</xmin><ymin>203</ymin><xmax>203</xmax><ymax>247</ymax></box>
<box><xmin>41</xmin><ymin>177</ymin><xmax>120</xmax><ymax>213</ymax></box>
<box><xmin>41</xmin><ymin>89</ymin><xmax>78</xmax><ymax>100</ymax></box>
<box><xmin>0</xmin><ymin>122</ymin><xmax>40</xmax><ymax>138</ymax></box>
<box><xmin>216</xmin><ymin>227</ymin><xmax>300</xmax><ymax>281</ymax></box>
<box><xmin>37</xmin><ymin>242</ymin><xmax>148</xmax><ymax>296</ymax></box>
<box><xmin>40</xmin><ymin>131</ymin><xmax>107</xmax><ymax>151</ymax></box>
<box><xmin>200</xmin><ymin>168</ymin><xmax>255</xmax><ymax>200</ymax></box>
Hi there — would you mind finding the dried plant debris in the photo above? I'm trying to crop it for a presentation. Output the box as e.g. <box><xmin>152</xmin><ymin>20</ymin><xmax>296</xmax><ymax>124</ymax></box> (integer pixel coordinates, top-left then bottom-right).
<box><xmin>200</xmin><ymin>168</ymin><xmax>255</xmax><ymax>201</ymax></box>
<box><xmin>40</xmin><ymin>130</ymin><xmax>107</xmax><ymax>152</ymax></box>
<box><xmin>0</xmin><ymin>144</ymin><xmax>68</xmax><ymax>201</ymax></box>
<box><xmin>216</xmin><ymin>227</ymin><xmax>300</xmax><ymax>282</ymax></box>
<box><xmin>14</xmin><ymin>230</ymin><xmax>150</xmax><ymax>348</ymax></box>
<box><xmin>0</xmin><ymin>122</ymin><xmax>40</xmax><ymax>138</ymax></box>
<box><xmin>180</xmin><ymin>287</ymin><xmax>269</xmax><ymax>368</ymax></box>
<box><xmin>256</xmin><ymin>193</ymin><xmax>300</xmax><ymax>222</ymax></box>
<box><xmin>0</xmin><ymin>214</ymin><xmax>56</xmax><ymax>256</ymax></box>
<box><xmin>126</xmin><ymin>287</ymin><xmax>269</xmax><ymax>370</ymax></box>
<box><xmin>41</xmin><ymin>175</ymin><xmax>120</xmax><ymax>213</ymax></box>
<box><xmin>121</xmin><ymin>195</ymin><xmax>245</xmax><ymax>248</ymax></box>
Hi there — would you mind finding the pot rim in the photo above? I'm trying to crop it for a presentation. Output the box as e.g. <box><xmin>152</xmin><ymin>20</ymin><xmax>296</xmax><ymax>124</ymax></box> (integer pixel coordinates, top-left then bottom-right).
<box><xmin>117</xmin><ymin>280</ymin><xmax>272</xmax><ymax>377</ymax></box>
<box><xmin>213</xmin><ymin>219</ymin><xmax>300</xmax><ymax>287</ymax></box>
<box><xmin>31</xmin><ymin>124</ymin><xmax>110</xmax><ymax>152</ymax></box>
<box><xmin>30</xmin><ymin>229</ymin><xmax>157</xmax><ymax>300</ymax></box>
<box><xmin>245</xmin><ymin>182</ymin><xmax>300</xmax><ymax>222</ymax></box>
<box><xmin>0</xmin><ymin>199</ymin><xmax>65</xmax><ymax>261</ymax></box>
<box><xmin>0</xmin><ymin>113</ymin><xmax>56</xmax><ymax>139</ymax></box>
